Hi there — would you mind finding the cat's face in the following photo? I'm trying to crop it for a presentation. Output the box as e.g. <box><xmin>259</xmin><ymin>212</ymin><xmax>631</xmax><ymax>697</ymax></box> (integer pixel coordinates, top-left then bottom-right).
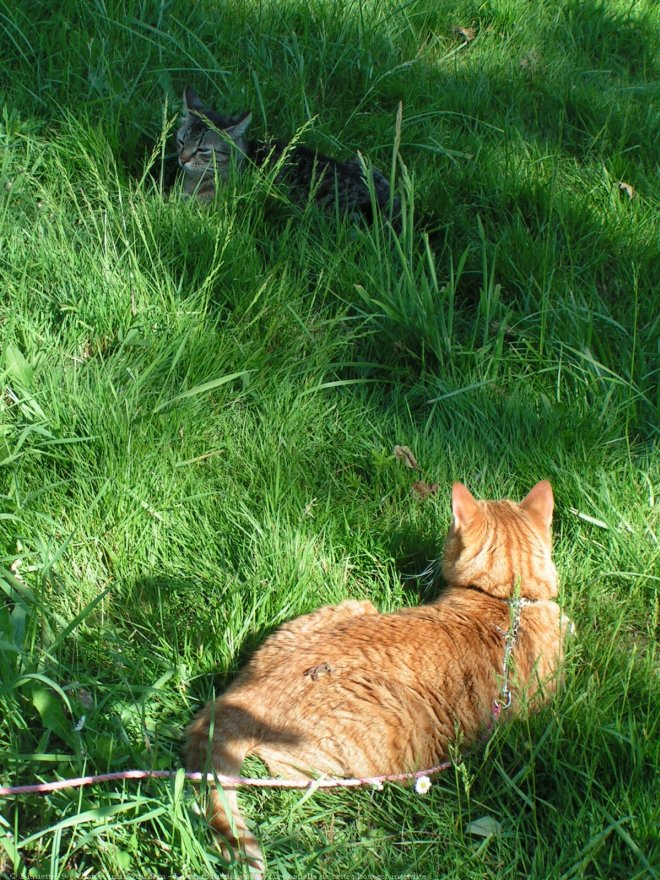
<box><xmin>442</xmin><ymin>481</ymin><xmax>558</xmax><ymax>600</ymax></box>
<box><xmin>176</xmin><ymin>87</ymin><xmax>252</xmax><ymax>186</ymax></box>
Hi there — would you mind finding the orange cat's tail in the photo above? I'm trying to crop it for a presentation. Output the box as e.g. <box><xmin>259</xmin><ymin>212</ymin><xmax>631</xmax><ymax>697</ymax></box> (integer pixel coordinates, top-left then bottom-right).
<box><xmin>185</xmin><ymin>706</ymin><xmax>265</xmax><ymax>876</ymax></box>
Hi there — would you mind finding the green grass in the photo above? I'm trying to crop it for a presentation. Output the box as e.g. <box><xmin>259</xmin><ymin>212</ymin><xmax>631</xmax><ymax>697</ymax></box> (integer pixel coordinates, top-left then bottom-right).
<box><xmin>0</xmin><ymin>0</ymin><xmax>658</xmax><ymax>877</ymax></box>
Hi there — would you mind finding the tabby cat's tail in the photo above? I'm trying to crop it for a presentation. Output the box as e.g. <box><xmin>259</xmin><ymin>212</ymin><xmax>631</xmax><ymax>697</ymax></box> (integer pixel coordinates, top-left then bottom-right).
<box><xmin>185</xmin><ymin>707</ymin><xmax>265</xmax><ymax>876</ymax></box>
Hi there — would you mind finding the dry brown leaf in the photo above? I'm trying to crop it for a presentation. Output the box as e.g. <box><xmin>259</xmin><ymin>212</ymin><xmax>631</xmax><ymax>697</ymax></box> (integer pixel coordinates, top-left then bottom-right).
<box><xmin>394</xmin><ymin>445</ymin><xmax>419</xmax><ymax>469</ymax></box>
<box><xmin>617</xmin><ymin>181</ymin><xmax>637</xmax><ymax>200</ymax></box>
<box><xmin>79</xmin><ymin>336</ymin><xmax>111</xmax><ymax>360</ymax></box>
<box><xmin>454</xmin><ymin>26</ymin><xmax>476</xmax><ymax>41</ymax></box>
<box><xmin>411</xmin><ymin>480</ymin><xmax>439</xmax><ymax>501</ymax></box>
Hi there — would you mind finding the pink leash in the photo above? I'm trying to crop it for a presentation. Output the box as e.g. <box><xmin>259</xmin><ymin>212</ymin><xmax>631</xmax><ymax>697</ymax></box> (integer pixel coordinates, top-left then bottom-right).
<box><xmin>0</xmin><ymin>763</ymin><xmax>452</xmax><ymax>797</ymax></box>
<box><xmin>0</xmin><ymin>597</ymin><xmax>525</xmax><ymax>799</ymax></box>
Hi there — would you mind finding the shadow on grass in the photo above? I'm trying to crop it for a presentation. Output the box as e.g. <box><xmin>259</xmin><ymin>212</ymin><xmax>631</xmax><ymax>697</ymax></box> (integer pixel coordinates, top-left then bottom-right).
<box><xmin>386</xmin><ymin>526</ymin><xmax>445</xmax><ymax>603</ymax></box>
<box><xmin>2</xmin><ymin>0</ymin><xmax>657</xmax><ymax>379</ymax></box>
<box><xmin>130</xmin><ymin>573</ymin><xmax>289</xmax><ymax>690</ymax></box>
<box><xmin>1</xmin><ymin>0</ymin><xmax>656</xmax><ymax>183</ymax></box>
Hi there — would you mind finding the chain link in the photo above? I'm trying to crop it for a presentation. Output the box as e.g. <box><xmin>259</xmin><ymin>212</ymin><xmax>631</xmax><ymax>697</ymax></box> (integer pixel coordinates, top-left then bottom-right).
<box><xmin>495</xmin><ymin>594</ymin><xmax>530</xmax><ymax>713</ymax></box>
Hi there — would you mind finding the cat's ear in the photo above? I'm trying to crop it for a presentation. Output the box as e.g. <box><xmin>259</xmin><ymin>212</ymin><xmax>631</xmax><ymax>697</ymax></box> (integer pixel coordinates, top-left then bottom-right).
<box><xmin>451</xmin><ymin>482</ymin><xmax>481</xmax><ymax>530</ymax></box>
<box><xmin>520</xmin><ymin>480</ymin><xmax>554</xmax><ymax>530</ymax></box>
<box><xmin>183</xmin><ymin>87</ymin><xmax>204</xmax><ymax>113</ymax></box>
<box><xmin>225</xmin><ymin>111</ymin><xmax>252</xmax><ymax>139</ymax></box>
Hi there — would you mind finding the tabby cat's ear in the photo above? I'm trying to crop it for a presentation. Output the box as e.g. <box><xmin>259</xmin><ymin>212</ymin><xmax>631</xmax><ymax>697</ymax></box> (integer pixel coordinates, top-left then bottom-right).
<box><xmin>183</xmin><ymin>87</ymin><xmax>204</xmax><ymax>113</ymax></box>
<box><xmin>451</xmin><ymin>482</ymin><xmax>481</xmax><ymax>530</ymax></box>
<box><xmin>520</xmin><ymin>480</ymin><xmax>554</xmax><ymax>530</ymax></box>
<box><xmin>225</xmin><ymin>111</ymin><xmax>252</xmax><ymax>139</ymax></box>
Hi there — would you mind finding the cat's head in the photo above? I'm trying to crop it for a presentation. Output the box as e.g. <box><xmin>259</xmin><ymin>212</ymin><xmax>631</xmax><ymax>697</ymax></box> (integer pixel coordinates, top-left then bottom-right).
<box><xmin>177</xmin><ymin>87</ymin><xmax>252</xmax><ymax>185</ymax></box>
<box><xmin>442</xmin><ymin>481</ymin><xmax>558</xmax><ymax>600</ymax></box>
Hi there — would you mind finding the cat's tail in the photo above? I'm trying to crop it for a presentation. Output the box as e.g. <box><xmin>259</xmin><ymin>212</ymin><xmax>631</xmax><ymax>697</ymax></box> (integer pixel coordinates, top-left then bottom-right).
<box><xmin>370</xmin><ymin>165</ymin><xmax>402</xmax><ymax>232</ymax></box>
<box><xmin>185</xmin><ymin>703</ymin><xmax>265</xmax><ymax>877</ymax></box>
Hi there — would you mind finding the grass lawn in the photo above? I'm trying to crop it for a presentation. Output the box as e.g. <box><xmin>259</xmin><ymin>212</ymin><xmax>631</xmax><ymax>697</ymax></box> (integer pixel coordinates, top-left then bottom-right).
<box><xmin>0</xmin><ymin>0</ymin><xmax>658</xmax><ymax>877</ymax></box>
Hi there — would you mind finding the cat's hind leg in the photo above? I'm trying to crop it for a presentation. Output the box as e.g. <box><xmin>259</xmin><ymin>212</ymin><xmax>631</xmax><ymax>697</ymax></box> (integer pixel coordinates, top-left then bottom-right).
<box><xmin>186</xmin><ymin>704</ymin><xmax>265</xmax><ymax>876</ymax></box>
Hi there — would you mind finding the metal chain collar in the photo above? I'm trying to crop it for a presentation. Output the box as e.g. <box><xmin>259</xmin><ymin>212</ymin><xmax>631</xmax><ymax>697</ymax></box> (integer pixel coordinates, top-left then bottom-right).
<box><xmin>494</xmin><ymin>594</ymin><xmax>531</xmax><ymax>715</ymax></box>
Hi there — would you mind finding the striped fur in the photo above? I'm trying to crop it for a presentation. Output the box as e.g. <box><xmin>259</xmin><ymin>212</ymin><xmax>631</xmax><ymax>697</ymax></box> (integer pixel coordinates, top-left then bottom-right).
<box><xmin>176</xmin><ymin>86</ymin><xmax>399</xmax><ymax>223</ymax></box>
<box><xmin>186</xmin><ymin>481</ymin><xmax>572</xmax><ymax>875</ymax></box>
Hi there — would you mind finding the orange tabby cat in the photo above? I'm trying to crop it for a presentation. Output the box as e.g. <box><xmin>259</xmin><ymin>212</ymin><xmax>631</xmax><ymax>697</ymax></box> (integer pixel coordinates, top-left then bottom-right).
<box><xmin>186</xmin><ymin>480</ymin><xmax>572</xmax><ymax>874</ymax></box>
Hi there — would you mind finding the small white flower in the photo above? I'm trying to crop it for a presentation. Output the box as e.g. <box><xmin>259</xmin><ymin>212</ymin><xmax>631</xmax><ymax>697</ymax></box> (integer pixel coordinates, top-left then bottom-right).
<box><xmin>414</xmin><ymin>775</ymin><xmax>432</xmax><ymax>795</ymax></box>
<box><xmin>371</xmin><ymin>781</ymin><xmax>384</xmax><ymax>790</ymax></box>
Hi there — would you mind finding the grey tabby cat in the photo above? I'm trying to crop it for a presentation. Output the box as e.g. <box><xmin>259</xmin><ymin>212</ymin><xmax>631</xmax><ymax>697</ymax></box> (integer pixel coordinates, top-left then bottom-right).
<box><xmin>177</xmin><ymin>87</ymin><xmax>399</xmax><ymax>224</ymax></box>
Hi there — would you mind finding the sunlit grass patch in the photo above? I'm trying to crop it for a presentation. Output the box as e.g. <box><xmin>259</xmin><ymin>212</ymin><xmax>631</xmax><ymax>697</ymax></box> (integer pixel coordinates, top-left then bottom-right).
<box><xmin>1</xmin><ymin>0</ymin><xmax>658</xmax><ymax>877</ymax></box>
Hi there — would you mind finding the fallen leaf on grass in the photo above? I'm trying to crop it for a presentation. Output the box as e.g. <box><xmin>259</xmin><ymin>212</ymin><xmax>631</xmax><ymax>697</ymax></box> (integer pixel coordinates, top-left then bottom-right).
<box><xmin>394</xmin><ymin>445</ymin><xmax>419</xmax><ymax>469</ymax></box>
<box><xmin>411</xmin><ymin>480</ymin><xmax>439</xmax><ymax>501</ymax></box>
<box><xmin>465</xmin><ymin>815</ymin><xmax>503</xmax><ymax>837</ymax></box>
<box><xmin>617</xmin><ymin>181</ymin><xmax>637</xmax><ymax>200</ymax></box>
<box><xmin>454</xmin><ymin>26</ymin><xmax>476</xmax><ymax>41</ymax></box>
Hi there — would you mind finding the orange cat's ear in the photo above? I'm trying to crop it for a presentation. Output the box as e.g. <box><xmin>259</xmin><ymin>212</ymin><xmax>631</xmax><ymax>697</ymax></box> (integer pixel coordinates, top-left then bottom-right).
<box><xmin>520</xmin><ymin>480</ymin><xmax>554</xmax><ymax>529</ymax></box>
<box><xmin>452</xmin><ymin>482</ymin><xmax>481</xmax><ymax>530</ymax></box>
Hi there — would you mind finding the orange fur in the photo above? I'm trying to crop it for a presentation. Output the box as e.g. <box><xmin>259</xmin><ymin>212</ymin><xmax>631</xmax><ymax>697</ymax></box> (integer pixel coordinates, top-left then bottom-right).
<box><xmin>186</xmin><ymin>481</ymin><xmax>572</xmax><ymax>874</ymax></box>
